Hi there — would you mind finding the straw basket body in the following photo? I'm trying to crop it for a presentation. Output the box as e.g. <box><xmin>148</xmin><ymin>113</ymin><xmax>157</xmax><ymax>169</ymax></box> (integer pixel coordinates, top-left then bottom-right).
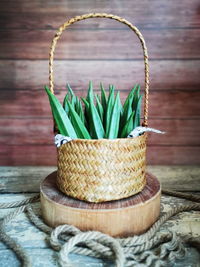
<box><xmin>48</xmin><ymin>13</ymin><xmax>150</xmax><ymax>203</ymax></box>
<box><xmin>57</xmin><ymin>134</ymin><xmax>147</xmax><ymax>202</ymax></box>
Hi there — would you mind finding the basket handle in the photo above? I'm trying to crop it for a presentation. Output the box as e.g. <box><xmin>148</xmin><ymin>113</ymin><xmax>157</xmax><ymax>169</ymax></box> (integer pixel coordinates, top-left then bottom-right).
<box><xmin>49</xmin><ymin>13</ymin><xmax>149</xmax><ymax>127</ymax></box>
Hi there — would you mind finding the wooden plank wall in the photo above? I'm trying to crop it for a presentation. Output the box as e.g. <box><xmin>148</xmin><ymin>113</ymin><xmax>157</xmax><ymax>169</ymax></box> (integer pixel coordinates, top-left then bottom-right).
<box><xmin>0</xmin><ymin>0</ymin><xmax>200</xmax><ymax>165</ymax></box>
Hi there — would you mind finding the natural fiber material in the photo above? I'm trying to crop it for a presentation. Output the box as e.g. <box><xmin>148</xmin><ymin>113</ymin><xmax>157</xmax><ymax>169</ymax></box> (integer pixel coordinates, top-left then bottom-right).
<box><xmin>57</xmin><ymin>133</ymin><xmax>147</xmax><ymax>202</ymax></box>
<box><xmin>48</xmin><ymin>13</ymin><xmax>150</xmax><ymax>202</ymax></box>
<box><xmin>0</xmin><ymin>189</ymin><xmax>200</xmax><ymax>266</ymax></box>
<box><xmin>48</xmin><ymin>13</ymin><xmax>149</xmax><ymax>127</ymax></box>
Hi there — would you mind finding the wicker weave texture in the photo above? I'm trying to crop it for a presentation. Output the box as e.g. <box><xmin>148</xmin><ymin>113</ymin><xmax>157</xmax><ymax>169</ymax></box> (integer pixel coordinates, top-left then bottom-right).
<box><xmin>57</xmin><ymin>134</ymin><xmax>147</xmax><ymax>203</ymax></box>
<box><xmin>50</xmin><ymin>13</ymin><xmax>150</xmax><ymax>202</ymax></box>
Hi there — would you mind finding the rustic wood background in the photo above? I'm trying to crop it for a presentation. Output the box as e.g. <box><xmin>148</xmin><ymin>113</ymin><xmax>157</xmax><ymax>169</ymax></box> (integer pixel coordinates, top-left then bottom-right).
<box><xmin>0</xmin><ymin>0</ymin><xmax>199</xmax><ymax>165</ymax></box>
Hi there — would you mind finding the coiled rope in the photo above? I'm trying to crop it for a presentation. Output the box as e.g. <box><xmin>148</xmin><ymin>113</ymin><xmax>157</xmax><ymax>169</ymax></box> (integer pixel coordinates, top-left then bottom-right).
<box><xmin>0</xmin><ymin>189</ymin><xmax>200</xmax><ymax>267</ymax></box>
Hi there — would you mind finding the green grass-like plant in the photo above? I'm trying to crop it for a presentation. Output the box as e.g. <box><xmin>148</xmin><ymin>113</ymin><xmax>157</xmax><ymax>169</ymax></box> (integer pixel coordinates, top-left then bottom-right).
<box><xmin>45</xmin><ymin>82</ymin><xmax>142</xmax><ymax>139</ymax></box>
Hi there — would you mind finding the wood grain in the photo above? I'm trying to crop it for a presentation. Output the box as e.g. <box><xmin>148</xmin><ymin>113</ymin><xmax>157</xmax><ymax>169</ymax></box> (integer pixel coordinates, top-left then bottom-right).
<box><xmin>0</xmin><ymin>145</ymin><xmax>200</xmax><ymax>165</ymax></box>
<box><xmin>0</xmin><ymin>60</ymin><xmax>200</xmax><ymax>90</ymax></box>
<box><xmin>1</xmin><ymin>29</ymin><xmax>200</xmax><ymax>59</ymax></box>
<box><xmin>0</xmin><ymin>166</ymin><xmax>56</xmax><ymax>193</ymax></box>
<box><xmin>0</xmin><ymin>0</ymin><xmax>199</xmax><ymax>29</ymax></box>
<box><xmin>1</xmin><ymin>166</ymin><xmax>199</xmax><ymax>193</ymax></box>
<box><xmin>147</xmin><ymin>146</ymin><xmax>200</xmax><ymax>165</ymax></box>
<box><xmin>0</xmin><ymin>144</ymin><xmax>56</xmax><ymax>166</ymax></box>
<box><xmin>0</xmin><ymin>118</ymin><xmax>199</xmax><ymax>146</ymax></box>
<box><xmin>41</xmin><ymin>171</ymin><xmax>161</xmax><ymax>236</ymax></box>
<box><xmin>0</xmin><ymin>0</ymin><xmax>199</xmax><ymax>166</ymax></box>
<box><xmin>148</xmin><ymin>166</ymin><xmax>200</xmax><ymax>191</ymax></box>
<box><xmin>0</xmin><ymin>90</ymin><xmax>199</xmax><ymax>118</ymax></box>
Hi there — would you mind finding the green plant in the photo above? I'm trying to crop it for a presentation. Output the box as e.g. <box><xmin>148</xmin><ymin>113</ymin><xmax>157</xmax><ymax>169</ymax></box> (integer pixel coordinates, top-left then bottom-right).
<box><xmin>45</xmin><ymin>82</ymin><xmax>142</xmax><ymax>139</ymax></box>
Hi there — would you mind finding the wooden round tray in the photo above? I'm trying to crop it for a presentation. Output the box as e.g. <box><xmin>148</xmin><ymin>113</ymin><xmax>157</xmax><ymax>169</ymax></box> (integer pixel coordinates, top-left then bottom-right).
<box><xmin>40</xmin><ymin>171</ymin><xmax>161</xmax><ymax>237</ymax></box>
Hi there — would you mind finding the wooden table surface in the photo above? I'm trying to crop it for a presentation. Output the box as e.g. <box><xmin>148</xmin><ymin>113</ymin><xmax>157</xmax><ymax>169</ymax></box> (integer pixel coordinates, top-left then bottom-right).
<box><xmin>0</xmin><ymin>166</ymin><xmax>200</xmax><ymax>266</ymax></box>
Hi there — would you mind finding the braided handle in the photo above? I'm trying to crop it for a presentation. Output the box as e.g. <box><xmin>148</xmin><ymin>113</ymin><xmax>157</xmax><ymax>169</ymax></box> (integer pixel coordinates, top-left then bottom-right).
<box><xmin>49</xmin><ymin>13</ymin><xmax>149</xmax><ymax>127</ymax></box>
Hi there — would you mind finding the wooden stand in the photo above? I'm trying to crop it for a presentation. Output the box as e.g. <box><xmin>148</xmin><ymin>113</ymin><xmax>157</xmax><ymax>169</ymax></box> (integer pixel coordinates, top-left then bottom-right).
<box><xmin>40</xmin><ymin>171</ymin><xmax>161</xmax><ymax>237</ymax></box>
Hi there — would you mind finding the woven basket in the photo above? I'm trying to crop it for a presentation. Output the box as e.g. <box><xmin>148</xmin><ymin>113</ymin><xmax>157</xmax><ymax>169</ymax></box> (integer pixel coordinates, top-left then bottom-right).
<box><xmin>48</xmin><ymin>13</ymin><xmax>150</xmax><ymax>203</ymax></box>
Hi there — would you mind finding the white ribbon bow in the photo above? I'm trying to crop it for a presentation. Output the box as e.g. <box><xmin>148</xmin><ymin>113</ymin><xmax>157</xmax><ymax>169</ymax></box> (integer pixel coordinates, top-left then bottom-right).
<box><xmin>55</xmin><ymin>127</ymin><xmax>165</xmax><ymax>147</ymax></box>
<box><xmin>128</xmin><ymin>126</ymin><xmax>165</xmax><ymax>138</ymax></box>
<box><xmin>55</xmin><ymin>134</ymin><xmax>72</xmax><ymax>148</ymax></box>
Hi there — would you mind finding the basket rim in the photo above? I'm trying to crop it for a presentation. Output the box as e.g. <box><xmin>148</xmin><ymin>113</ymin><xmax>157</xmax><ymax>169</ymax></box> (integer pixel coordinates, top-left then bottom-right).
<box><xmin>59</xmin><ymin>133</ymin><xmax>147</xmax><ymax>144</ymax></box>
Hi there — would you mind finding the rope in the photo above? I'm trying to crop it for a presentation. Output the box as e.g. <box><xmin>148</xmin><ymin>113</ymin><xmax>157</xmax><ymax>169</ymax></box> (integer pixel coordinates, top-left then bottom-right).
<box><xmin>0</xmin><ymin>194</ymin><xmax>39</xmax><ymax>209</ymax></box>
<box><xmin>0</xmin><ymin>190</ymin><xmax>200</xmax><ymax>267</ymax></box>
<box><xmin>0</xmin><ymin>205</ymin><xmax>31</xmax><ymax>267</ymax></box>
<box><xmin>162</xmin><ymin>189</ymin><xmax>200</xmax><ymax>202</ymax></box>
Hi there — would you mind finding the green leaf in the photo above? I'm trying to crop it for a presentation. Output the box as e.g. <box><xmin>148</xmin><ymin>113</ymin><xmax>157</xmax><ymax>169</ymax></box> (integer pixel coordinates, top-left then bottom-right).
<box><xmin>63</xmin><ymin>93</ymin><xmax>70</xmax><ymax>114</ymax></box>
<box><xmin>67</xmin><ymin>83</ymin><xmax>75</xmax><ymax>98</ymax></box>
<box><xmin>78</xmin><ymin>101</ymin><xmax>85</xmax><ymax>123</ymax></box>
<box><xmin>81</xmin><ymin>97</ymin><xmax>90</xmax><ymax>120</ymax></box>
<box><xmin>86</xmin><ymin>81</ymin><xmax>94</xmax><ymax>102</ymax></box>
<box><xmin>121</xmin><ymin>92</ymin><xmax>134</xmax><ymax>130</ymax></box>
<box><xmin>89</xmin><ymin>101</ymin><xmax>105</xmax><ymax>138</ymax></box>
<box><xmin>120</xmin><ymin>111</ymin><xmax>135</xmax><ymax>138</ymax></box>
<box><xmin>105</xmin><ymin>87</ymin><xmax>114</xmax><ymax>133</ymax></box>
<box><xmin>96</xmin><ymin>93</ymin><xmax>101</xmax><ymax>101</ymax></box>
<box><xmin>123</xmin><ymin>84</ymin><xmax>138</xmax><ymax>111</ymax></box>
<box><xmin>132</xmin><ymin>85</ymin><xmax>141</xmax><ymax>111</ymax></box>
<box><xmin>87</xmin><ymin>84</ymin><xmax>97</xmax><ymax>136</ymax></box>
<box><xmin>109</xmin><ymin>84</ymin><xmax>115</xmax><ymax>91</ymax></box>
<box><xmin>71</xmin><ymin>96</ymin><xmax>85</xmax><ymax>124</ymax></box>
<box><xmin>119</xmin><ymin>84</ymin><xmax>141</xmax><ymax>134</ymax></box>
<box><xmin>137</xmin><ymin>84</ymin><xmax>141</xmax><ymax>98</ymax></box>
<box><xmin>81</xmin><ymin>97</ymin><xmax>90</xmax><ymax>130</ymax></box>
<box><xmin>87</xmin><ymin>88</ymin><xmax>104</xmax><ymax>139</ymax></box>
<box><xmin>126</xmin><ymin>98</ymin><xmax>133</xmax><ymax>121</ymax></box>
<box><xmin>67</xmin><ymin>100</ymin><xmax>91</xmax><ymax>139</ymax></box>
<box><xmin>100</xmin><ymin>82</ymin><xmax>107</xmax><ymax>110</ymax></box>
<box><xmin>82</xmin><ymin>96</ymin><xmax>96</xmax><ymax>138</ymax></box>
<box><xmin>75</xmin><ymin>96</ymin><xmax>80</xmax><ymax>112</ymax></box>
<box><xmin>118</xmin><ymin>96</ymin><xmax>123</xmax><ymax>115</ymax></box>
<box><xmin>66</xmin><ymin>83</ymin><xmax>76</xmax><ymax>108</ymax></box>
<box><xmin>45</xmin><ymin>86</ymin><xmax>77</xmax><ymax>138</ymax></box>
<box><xmin>133</xmin><ymin>95</ymin><xmax>142</xmax><ymax>128</ymax></box>
<box><xmin>81</xmin><ymin>97</ymin><xmax>90</xmax><ymax>111</ymax></box>
<box><xmin>95</xmin><ymin>94</ymin><xmax>104</xmax><ymax>122</ymax></box>
<box><xmin>100</xmin><ymin>83</ymin><xmax>107</xmax><ymax>127</ymax></box>
<box><xmin>106</xmin><ymin>92</ymin><xmax>121</xmax><ymax>139</ymax></box>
